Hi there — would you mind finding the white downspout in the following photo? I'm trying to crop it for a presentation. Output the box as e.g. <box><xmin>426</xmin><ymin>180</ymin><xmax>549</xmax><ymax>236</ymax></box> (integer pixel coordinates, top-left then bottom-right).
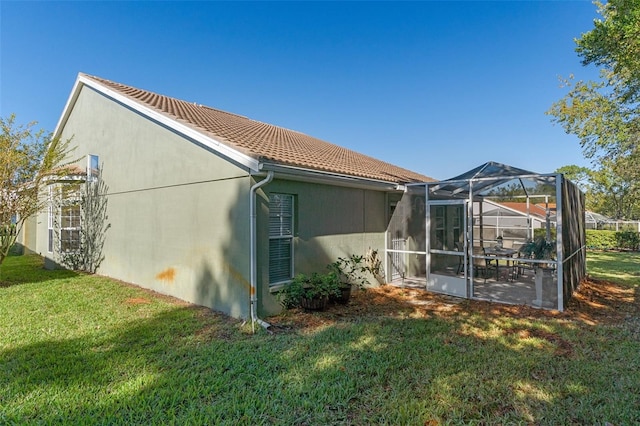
<box><xmin>250</xmin><ymin>171</ymin><xmax>274</xmax><ymax>332</ymax></box>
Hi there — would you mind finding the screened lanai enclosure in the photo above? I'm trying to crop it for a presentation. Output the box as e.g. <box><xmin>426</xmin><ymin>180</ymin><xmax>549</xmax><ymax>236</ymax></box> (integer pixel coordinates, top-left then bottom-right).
<box><xmin>386</xmin><ymin>162</ymin><xmax>586</xmax><ymax>311</ymax></box>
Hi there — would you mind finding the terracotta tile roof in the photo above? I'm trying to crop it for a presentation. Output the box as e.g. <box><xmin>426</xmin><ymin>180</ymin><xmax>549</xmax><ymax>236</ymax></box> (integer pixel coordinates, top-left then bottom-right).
<box><xmin>500</xmin><ymin>202</ymin><xmax>549</xmax><ymax>219</ymax></box>
<box><xmin>81</xmin><ymin>74</ymin><xmax>433</xmax><ymax>185</ymax></box>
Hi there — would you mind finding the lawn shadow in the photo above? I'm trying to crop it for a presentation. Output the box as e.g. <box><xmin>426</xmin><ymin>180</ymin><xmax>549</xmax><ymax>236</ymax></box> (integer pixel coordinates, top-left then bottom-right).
<box><xmin>0</xmin><ymin>254</ymin><xmax>78</xmax><ymax>288</ymax></box>
<box><xmin>0</xmin><ymin>304</ymin><xmax>245</xmax><ymax>424</ymax></box>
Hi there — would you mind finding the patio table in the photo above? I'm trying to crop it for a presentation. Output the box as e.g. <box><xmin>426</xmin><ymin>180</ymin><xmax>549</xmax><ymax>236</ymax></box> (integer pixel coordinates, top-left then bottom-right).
<box><xmin>483</xmin><ymin>247</ymin><xmax>518</xmax><ymax>280</ymax></box>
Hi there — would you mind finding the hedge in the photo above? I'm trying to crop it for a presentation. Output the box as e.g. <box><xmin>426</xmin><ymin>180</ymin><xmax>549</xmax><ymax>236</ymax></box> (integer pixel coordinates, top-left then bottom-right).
<box><xmin>586</xmin><ymin>229</ymin><xmax>640</xmax><ymax>251</ymax></box>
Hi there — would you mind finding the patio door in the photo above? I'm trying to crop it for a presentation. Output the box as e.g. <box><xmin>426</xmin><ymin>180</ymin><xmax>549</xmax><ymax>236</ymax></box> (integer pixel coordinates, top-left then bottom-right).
<box><xmin>426</xmin><ymin>200</ymin><xmax>468</xmax><ymax>297</ymax></box>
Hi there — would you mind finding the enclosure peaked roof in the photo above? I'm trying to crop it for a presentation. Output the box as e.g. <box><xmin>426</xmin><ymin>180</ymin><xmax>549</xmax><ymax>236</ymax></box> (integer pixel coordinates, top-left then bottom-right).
<box><xmin>426</xmin><ymin>161</ymin><xmax>552</xmax><ymax>198</ymax></box>
<box><xmin>446</xmin><ymin>162</ymin><xmax>535</xmax><ymax>182</ymax></box>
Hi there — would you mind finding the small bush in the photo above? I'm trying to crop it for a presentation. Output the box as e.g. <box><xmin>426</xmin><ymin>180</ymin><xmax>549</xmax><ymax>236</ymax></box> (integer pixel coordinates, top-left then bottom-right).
<box><xmin>278</xmin><ymin>272</ymin><xmax>340</xmax><ymax>309</ymax></box>
<box><xmin>586</xmin><ymin>229</ymin><xmax>640</xmax><ymax>251</ymax></box>
<box><xmin>586</xmin><ymin>230</ymin><xmax>617</xmax><ymax>250</ymax></box>
<box><xmin>533</xmin><ymin>228</ymin><xmax>556</xmax><ymax>241</ymax></box>
<box><xmin>616</xmin><ymin>230</ymin><xmax>640</xmax><ymax>251</ymax></box>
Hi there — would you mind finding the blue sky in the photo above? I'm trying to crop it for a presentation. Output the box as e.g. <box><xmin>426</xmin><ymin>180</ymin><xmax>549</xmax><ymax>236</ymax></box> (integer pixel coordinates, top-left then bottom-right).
<box><xmin>1</xmin><ymin>1</ymin><xmax>600</xmax><ymax>180</ymax></box>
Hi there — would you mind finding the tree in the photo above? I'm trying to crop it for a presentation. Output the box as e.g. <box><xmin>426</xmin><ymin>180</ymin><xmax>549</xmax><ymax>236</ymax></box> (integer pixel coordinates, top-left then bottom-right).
<box><xmin>555</xmin><ymin>165</ymin><xmax>592</xmax><ymax>193</ymax></box>
<box><xmin>548</xmin><ymin>0</ymin><xmax>640</xmax><ymax>219</ymax></box>
<box><xmin>0</xmin><ymin>114</ymin><xmax>73</xmax><ymax>266</ymax></box>
<box><xmin>555</xmin><ymin>163</ymin><xmax>640</xmax><ymax>219</ymax></box>
<box><xmin>588</xmin><ymin>160</ymin><xmax>640</xmax><ymax>219</ymax></box>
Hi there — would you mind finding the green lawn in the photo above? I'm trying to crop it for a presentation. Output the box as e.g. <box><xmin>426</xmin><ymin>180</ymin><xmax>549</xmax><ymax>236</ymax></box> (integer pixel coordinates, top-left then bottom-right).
<box><xmin>586</xmin><ymin>249</ymin><xmax>640</xmax><ymax>286</ymax></box>
<box><xmin>1</xmin><ymin>253</ymin><xmax>639</xmax><ymax>425</ymax></box>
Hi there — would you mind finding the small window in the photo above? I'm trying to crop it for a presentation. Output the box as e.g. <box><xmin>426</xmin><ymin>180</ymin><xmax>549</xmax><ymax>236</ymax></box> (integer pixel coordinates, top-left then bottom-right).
<box><xmin>269</xmin><ymin>194</ymin><xmax>294</xmax><ymax>285</ymax></box>
<box><xmin>87</xmin><ymin>154</ymin><xmax>99</xmax><ymax>181</ymax></box>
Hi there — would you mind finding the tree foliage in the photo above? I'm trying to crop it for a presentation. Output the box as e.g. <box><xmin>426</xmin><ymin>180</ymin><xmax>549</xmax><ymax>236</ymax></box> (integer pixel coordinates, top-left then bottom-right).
<box><xmin>556</xmin><ymin>163</ymin><xmax>640</xmax><ymax>219</ymax></box>
<box><xmin>0</xmin><ymin>114</ymin><xmax>74</xmax><ymax>265</ymax></box>
<box><xmin>548</xmin><ymin>0</ymin><xmax>640</xmax><ymax>219</ymax></box>
<box><xmin>549</xmin><ymin>0</ymin><xmax>640</xmax><ymax>163</ymax></box>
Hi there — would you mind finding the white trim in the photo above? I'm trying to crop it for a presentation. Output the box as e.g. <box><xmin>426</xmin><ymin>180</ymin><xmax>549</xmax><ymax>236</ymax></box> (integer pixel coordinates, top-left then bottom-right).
<box><xmin>55</xmin><ymin>74</ymin><xmax>261</xmax><ymax>173</ymax></box>
<box><xmin>261</xmin><ymin>163</ymin><xmax>407</xmax><ymax>191</ymax></box>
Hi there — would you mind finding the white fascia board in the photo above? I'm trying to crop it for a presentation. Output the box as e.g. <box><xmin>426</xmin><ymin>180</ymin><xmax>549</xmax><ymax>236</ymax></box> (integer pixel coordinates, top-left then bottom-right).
<box><xmin>53</xmin><ymin>77</ymin><xmax>84</xmax><ymax>139</ymax></box>
<box><xmin>54</xmin><ymin>74</ymin><xmax>260</xmax><ymax>173</ymax></box>
<box><xmin>260</xmin><ymin>163</ymin><xmax>404</xmax><ymax>192</ymax></box>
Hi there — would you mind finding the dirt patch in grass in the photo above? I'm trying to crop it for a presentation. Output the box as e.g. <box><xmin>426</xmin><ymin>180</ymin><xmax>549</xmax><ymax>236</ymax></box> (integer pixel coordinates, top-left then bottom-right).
<box><xmin>267</xmin><ymin>278</ymin><xmax>639</xmax><ymax>334</ymax></box>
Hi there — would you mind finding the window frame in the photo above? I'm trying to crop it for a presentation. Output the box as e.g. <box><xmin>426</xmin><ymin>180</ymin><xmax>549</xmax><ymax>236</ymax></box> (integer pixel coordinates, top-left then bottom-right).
<box><xmin>87</xmin><ymin>154</ymin><xmax>99</xmax><ymax>181</ymax></box>
<box><xmin>268</xmin><ymin>193</ymin><xmax>295</xmax><ymax>286</ymax></box>
<box><xmin>60</xmin><ymin>203</ymin><xmax>81</xmax><ymax>253</ymax></box>
<box><xmin>55</xmin><ymin>184</ymin><xmax>83</xmax><ymax>254</ymax></box>
<box><xmin>47</xmin><ymin>186</ymin><xmax>54</xmax><ymax>253</ymax></box>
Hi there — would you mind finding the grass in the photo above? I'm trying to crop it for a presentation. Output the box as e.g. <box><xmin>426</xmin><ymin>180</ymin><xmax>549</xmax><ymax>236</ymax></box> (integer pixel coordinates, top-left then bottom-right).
<box><xmin>586</xmin><ymin>249</ymin><xmax>640</xmax><ymax>286</ymax></box>
<box><xmin>1</xmin><ymin>253</ymin><xmax>639</xmax><ymax>425</ymax></box>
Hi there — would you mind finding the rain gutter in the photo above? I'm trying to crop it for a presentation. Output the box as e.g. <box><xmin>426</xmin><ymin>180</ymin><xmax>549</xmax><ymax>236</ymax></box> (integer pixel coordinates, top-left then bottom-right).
<box><xmin>260</xmin><ymin>163</ymin><xmax>408</xmax><ymax>192</ymax></box>
<box><xmin>249</xmin><ymin>170</ymin><xmax>274</xmax><ymax>332</ymax></box>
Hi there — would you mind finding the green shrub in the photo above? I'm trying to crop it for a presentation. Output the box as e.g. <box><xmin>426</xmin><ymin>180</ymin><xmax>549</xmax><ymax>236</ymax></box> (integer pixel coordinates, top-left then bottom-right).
<box><xmin>278</xmin><ymin>272</ymin><xmax>340</xmax><ymax>309</ymax></box>
<box><xmin>615</xmin><ymin>230</ymin><xmax>640</xmax><ymax>251</ymax></box>
<box><xmin>533</xmin><ymin>227</ymin><xmax>556</xmax><ymax>241</ymax></box>
<box><xmin>586</xmin><ymin>230</ymin><xmax>617</xmax><ymax>250</ymax></box>
<box><xmin>586</xmin><ymin>229</ymin><xmax>640</xmax><ymax>251</ymax></box>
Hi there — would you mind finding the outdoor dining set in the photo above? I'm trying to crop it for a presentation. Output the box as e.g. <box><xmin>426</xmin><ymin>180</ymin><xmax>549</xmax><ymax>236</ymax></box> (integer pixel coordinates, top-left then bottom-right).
<box><xmin>458</xmin><ymin>237</ymin><xmax>555</xmax><ymax>283</ymax></box>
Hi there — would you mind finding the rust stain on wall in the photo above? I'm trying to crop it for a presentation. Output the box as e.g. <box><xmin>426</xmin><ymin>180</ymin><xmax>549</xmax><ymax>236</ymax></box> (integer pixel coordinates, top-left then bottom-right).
<box><xmin>156</xmin><ymin>267</ymin><xmax>176</xmax><ymax>283</ymax></box>
<box><xmin>225</xmin><ymin>263</ymin><xmax>251</xmax><ymax>290</ymax></box>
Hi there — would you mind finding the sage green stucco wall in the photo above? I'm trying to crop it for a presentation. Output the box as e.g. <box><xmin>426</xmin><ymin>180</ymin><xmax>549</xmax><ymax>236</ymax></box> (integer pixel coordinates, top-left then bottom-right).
<box><xmin>37</xmin><ymin>86</ymin><xmax>253</xmax><ymax>319</ymax></box>
<box><xmin>258</xmin><ymin>179</ymin><xmax>393</xmax><ymax>316</ymax></box>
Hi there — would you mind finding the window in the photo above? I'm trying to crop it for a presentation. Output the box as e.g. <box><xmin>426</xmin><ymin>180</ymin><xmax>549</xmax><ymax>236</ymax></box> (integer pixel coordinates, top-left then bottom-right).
<box><xmin>60</xmin><ymin>204</ymin><xmax>81</xmax><ymax>252</ymax></box>
<box><xmin>269</xmin><ymin>194</ymin><xmax>294</xmax><ymax>285</ymax></box>
<box><xmin>48</xmin><ymin>184</ymin><xmax>82</xmax><ymax>254</ymax></box>
<box><xmin>87</xmin><ymin>154</ymin><xmax>99</xmax><ymax>181</ymax></box>
<box><xmin>48</xmin><ymin>186</ymin><xmax>54</xmax><ymax>253</ymax></box>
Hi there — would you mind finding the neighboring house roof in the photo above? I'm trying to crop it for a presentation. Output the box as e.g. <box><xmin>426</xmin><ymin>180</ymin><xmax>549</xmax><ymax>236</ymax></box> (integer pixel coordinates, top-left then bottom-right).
<box><xmin>536</xmin><ymin>203</ymin><xmax>556</xmax><ymax>213</ymax></box>
<box><xmin>585</xmin><ymin>211</ymin><xmax>614</xmax><ymax>224</ymax></box>
<box><xmin>58</xmin><ymin>73</ymin><xmax>433</xmax><ymax>185</ymax></box>
<box><xmin>499</xmin><ymin>202</ymin><xmax>548</xmax><ymax>219</ymax></box>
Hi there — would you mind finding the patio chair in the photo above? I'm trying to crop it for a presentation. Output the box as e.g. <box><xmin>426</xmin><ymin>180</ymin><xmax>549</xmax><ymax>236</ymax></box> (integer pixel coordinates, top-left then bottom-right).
<box><xmin>514</xmin><ymin>244</ymin><xmax>535</xmax><ymax>278</ymax></box>
<box><xmin>472</xmin><ymin>247</ymin><xmax>498</xmax><ymax>282</ymax></box>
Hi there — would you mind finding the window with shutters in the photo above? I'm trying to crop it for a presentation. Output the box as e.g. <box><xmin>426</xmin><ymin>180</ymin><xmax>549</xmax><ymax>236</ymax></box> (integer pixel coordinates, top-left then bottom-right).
<box><xmin>269</xmin><ymin>193</ymin><xmax>294</xmax><ymax>285</ymax></box>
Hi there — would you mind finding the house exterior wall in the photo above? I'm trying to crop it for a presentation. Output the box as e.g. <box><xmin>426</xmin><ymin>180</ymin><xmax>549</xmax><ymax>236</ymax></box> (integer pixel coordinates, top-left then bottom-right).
<box><xmin>27</xmin><ymin>83</ymin><xmax>403</xmax><ymax>321</ymax></box>
<box><xmin>32</xmin><ymin>85</ymin><xmax>253</xmax><ymax>319</ymax></box>
<box><xmin>13</xmin><ymin>214</ymin><xmax>36</xmax><ymax>255</ymax></box>
<box><xmin>257</xmin><ymin>178</ymin><xmax>393</xmax><ymax>316</ymax></box>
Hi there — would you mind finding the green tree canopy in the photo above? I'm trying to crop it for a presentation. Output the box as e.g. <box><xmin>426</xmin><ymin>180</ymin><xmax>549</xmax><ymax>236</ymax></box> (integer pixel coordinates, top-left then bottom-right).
<box><xmin>0</xmin><ymin>114</ymin><xmax>73</xmax><ymax>265</ymax></box>
<box><xmin>548</xmin><ymin>0</ymin><xmax>640</xmax><ymax>219</ymax></box>
<box><xmin>548</xmin><ymin>0</ymin><xmax>640</xmax><ymax>165</ymax></box>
